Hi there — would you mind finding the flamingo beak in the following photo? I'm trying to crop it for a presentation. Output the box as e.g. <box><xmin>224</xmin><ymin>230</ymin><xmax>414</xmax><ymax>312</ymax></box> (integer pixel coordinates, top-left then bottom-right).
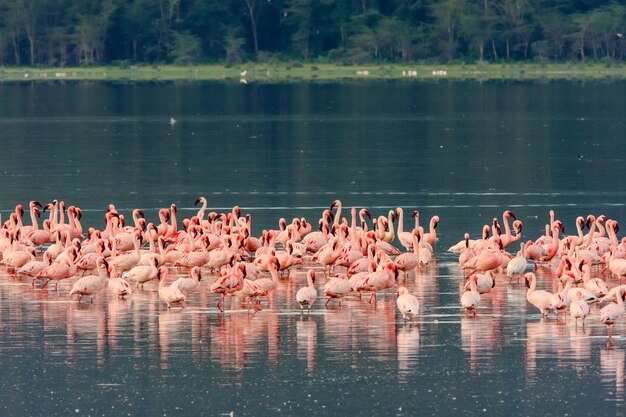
<box><xmin>524</xmin><ymin>278</ymin><xmax>530</xmax><ymax>288</ymax></box>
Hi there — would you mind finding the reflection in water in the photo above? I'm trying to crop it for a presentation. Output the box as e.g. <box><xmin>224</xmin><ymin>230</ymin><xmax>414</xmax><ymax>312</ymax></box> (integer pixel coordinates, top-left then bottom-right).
<box><xmin>396</xmin><ymin>325</ymin><xmax>419</xmax><ymax>383</ymax></box>
<box><xmin>601</xmin><ymin>346</ymin><xmax>625</xmax><ymax>416</ymax></box>
<box><xmin>297</xmin><ymin>317</ymin><xmax>317</xmax><ymax>377</ymax></box>
<box><xmin>461</xmin><ymin>316</ymin><xmax>497</xmax><ymax>374</ymax></box>
<box><xmin>159</xmin><ymin>311</ymin><xmax>185</xmax><ymax>369</ymax></box>
<box><xmin>525</xmin><ymin>319</ymin><xmax>569</xmax><ymax>383</ymax></box>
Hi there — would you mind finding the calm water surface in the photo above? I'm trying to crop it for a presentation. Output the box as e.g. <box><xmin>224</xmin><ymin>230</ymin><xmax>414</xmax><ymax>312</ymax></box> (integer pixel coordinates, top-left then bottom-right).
<box><xmin>0</xmin><ymin>81</ymin><xmax>626</xmax><ymax>416</ymax></box>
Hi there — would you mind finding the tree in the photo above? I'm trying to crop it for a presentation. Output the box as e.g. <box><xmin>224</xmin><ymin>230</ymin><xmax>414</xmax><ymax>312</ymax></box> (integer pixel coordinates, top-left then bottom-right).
<box><xmin>284</xmin><ymin>0</ymin><xmax>313</xmax><ymax>60</ymax></box>
<box><xmin>243</xmin><ymin>0</ymin><xmax>260</xmax><ymax>55</ymax></box>
<box><xmin>538</xmin><ymin>10</ymin><xmax>574</xmax><ymax>61</ymax></box>
<box><xmin>170</xmin><ymin>30</ymin><xmax>201</xmax><ymax>64</ymax></box>
<box><xmin>430</xmin><ymin>0</ymin><xmax>465</xmax><ymax>60</ymax></box>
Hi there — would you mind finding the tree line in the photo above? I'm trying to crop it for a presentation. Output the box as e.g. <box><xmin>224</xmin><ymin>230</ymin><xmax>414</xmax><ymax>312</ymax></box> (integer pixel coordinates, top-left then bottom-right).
<box><xmin>1</xmin><ymin>0</ymin><xmax>625</xmax><ymax>67</ymax></box>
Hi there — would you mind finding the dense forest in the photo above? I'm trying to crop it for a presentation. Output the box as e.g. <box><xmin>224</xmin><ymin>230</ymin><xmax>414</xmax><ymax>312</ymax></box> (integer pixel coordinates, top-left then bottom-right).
<box><xmin>0</xmin><ymin>0</ymin><xmax>625</xmax><ymax>67</ymax></box>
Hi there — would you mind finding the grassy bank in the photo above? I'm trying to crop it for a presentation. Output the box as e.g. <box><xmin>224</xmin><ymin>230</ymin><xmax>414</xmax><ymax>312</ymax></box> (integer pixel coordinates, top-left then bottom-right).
<box><xmin>0</xmin><ymin>62</ymin><xmax>625</xmax><ymax>82</ymax></box>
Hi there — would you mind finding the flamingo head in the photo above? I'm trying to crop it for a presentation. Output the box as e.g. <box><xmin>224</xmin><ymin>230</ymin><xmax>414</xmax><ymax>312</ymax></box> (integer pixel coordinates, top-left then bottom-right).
<box><xmin>194</xmin><ymin>197</ymin><xmax>203</xmax><ymax>206</ymax></box>
<box><xmin>555</xmin><ymin>220</ymin><xmax>565</xmax><ymax>234</ymax></box>
<box><xmin>507</xmin><ymin>210</ymin><xmax>517</xmax><ymax>220</ymax></box>
<box><xmin>432</xmin><ymin>216</ymin><xmax>440</xmax><ymax>228</ymax></box>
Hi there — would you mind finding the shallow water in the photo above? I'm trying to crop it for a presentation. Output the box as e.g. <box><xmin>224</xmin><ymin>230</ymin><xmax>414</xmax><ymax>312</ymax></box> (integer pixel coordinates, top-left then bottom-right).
<box><xmin>0</xmin><ymin>80</ymin><xmax>625</xmax><ymax>416</ymax></box>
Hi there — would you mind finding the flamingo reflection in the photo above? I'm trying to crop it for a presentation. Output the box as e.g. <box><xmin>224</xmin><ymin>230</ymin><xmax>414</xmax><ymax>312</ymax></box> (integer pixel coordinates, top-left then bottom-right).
<box><xmin>297</xmin><ymin>317</ymin><xmax>317</xmax><ymax>377</ymax></box>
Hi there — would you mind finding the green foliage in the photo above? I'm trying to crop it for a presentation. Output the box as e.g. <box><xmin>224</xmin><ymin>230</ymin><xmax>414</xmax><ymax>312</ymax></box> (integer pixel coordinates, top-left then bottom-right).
<box><xmin>170</xmin><ymin>31</ymin><xmax>201</xmax><ymax>65</ymax></box>
<box><xmin>0</xmin><ymin>0</ymin><xmax>624</xmax><ymax>66</ymax></box>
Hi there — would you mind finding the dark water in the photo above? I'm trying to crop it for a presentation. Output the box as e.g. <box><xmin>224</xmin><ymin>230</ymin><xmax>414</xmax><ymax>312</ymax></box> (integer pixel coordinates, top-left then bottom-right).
<box><xmin>0</xmin><ymin>80</ymin><xmax>626</xmax><ymax>416</ymax></box>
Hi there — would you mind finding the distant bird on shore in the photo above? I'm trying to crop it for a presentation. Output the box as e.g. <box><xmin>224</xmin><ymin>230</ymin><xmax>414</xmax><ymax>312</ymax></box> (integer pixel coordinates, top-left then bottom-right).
<box><xmin>170</xmin><ymin>117</ymin><xmax>176</xmax><ymax>126</ymax></box>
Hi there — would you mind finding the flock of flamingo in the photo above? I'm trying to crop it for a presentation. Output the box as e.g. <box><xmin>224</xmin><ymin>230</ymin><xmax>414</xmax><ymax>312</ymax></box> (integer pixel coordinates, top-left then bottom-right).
<box><xmin>1</xmin><ymin>198</ymin><xmax>626</xmax><ymax>339</ymax></box>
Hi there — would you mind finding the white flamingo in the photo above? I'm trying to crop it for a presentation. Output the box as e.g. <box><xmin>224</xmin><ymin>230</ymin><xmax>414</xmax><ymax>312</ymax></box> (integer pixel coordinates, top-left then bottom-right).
<box><xmin>396</xmin><ymin>286</ymin><xmax>420</xmax><ymax>324</ymax></box>
<box><xmin>296</xmin><ymin>269</ymin><xmax>317</xmax><ymax>314</ymax></box>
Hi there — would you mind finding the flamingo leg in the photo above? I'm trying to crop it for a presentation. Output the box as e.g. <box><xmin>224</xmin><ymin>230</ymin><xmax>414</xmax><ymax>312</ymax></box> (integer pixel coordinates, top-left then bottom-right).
<box><xmin>41</xmin><ymin>279</ymin><xmax>50</xmax><ymax>290</ymax></box>
<box><xmin>217</xmin><ymin>295</ymin><xmax>224</xmax><ymax>312</ymax></box>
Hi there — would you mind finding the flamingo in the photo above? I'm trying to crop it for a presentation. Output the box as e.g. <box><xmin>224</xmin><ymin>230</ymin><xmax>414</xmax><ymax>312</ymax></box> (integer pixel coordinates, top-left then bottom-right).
<box><xmin>20</xmin><ymin>200</ymin><xmax>42</xmax><ymax>237</ymax></box>
<box><xmin>498</xmin><ymin>210</ymin><xmax>518</xmax><ymax>249</ymax></box>
<box><xmin>461</xmin><ymin>274</ymin><xmax>481</xmax><ymax>317</ymax></box>
<box><xmin>395</xmin><ymin>207</ymin><xmax>413</xmax><ymax>251</ymax></box>
<box><xmin>254</xmin><ymin>256</ymin><xmax>280</xmax><ymax>295</ymax></box>
<box><xmin>524</xmin><ymin>240</ymin><xmax>547</xmax><ymax>268</ymax></box>
<box><xmin>312</xmin><ymin>239</ymin><xmax>341</xmax><ymax>275</ymax></box>
<box><xmin>157</xmin><ymin>266</ymin><xmax>186</xmax><ymax>308</ymax></box>
<box><xmin>464</xmin><ymin>271</ymin><xmax>495</xmax><ymax>294</ymax></box>
<box><xmin>18</xmin><ymin>251</ymin><xmax>53</xmax><ymax>277</ymax></box>
<box><xmin>581</xmin><ymin>261</ymin><xmax>608</xmax><ymax>298</ymax></box>
<box><xmin>458</xmin><ymin>233</ymin><xmax>475</xmax><ymax>268</ymax></box>
<box><xmin>173</xmin><ymin>235</ymin><xmax>211</xmax><ymax>268</ymax></box>
<box><xmin>506</xmin><ymin>241</ymin><xmax>528</xmax><ymax>283</ymax></box>
<box><xmin>421</xmin><ymin>215</ymin><xmax>440</xmax><ymax>248</ymax></box>
<box><xmin>569</xmin><ymin>289</ymin><xmax>590</xmax><ymax>327</ymax></box>
<box><xmin>69</xmin><ymin>258</ymin><xmax>108</xmax><ymax>303</ymax></box>
<box><xmin>2</xmin><ymin>231</ymin><xmax>35</xmax><ymax>272</ymax></box>
<box><xmin>35</xmin><ymin>247</ymin><xmax>78</xmax><ymax>291</ymax></box>
<box><xmin>296</xmin><ymin>269</ymin><xmax>317</xmax><ymax>314</ymax></box>
<box><xmin>396</xmin><ymin>286</ymin><xmax>420</xmax><ymax>324</ymax></box>
<box><xmin>109</xmin><ymin>230</ymin><xmax>142</xmax><ymax>273</ymax></box>
<box><xmin>462</xmin><ymin>238</ymin><xmax>502</xmax><ymax>276</ymax></box>
<box><xmin>524</xmin><ymin>272</ymin><xmax>555</xmax><ymax>317</ymax></box>
<box><xmin>234</xmin><ymin>277</ymin><xmax>268</xmax><ymax>313</ymax></box>
<box><xmin>323</xmin><ymin>273</ymin><xmax>352</xmax><ymax>307</ymax></box>
<box><xmin>395</xmin><ymin>229</ymin><xmax>422</xmax><ymax>277</ymax></box>
<box><xmin>122</xmin><ymin>257</ymin><xmax>159</xmax><ymax>289</ymax></box>
<box><xmin>171</xmin><ymin>266</ymin><xmax>202</xmax><ymax>296</ymax></box>
<box><xmin>600</xmin><ymin>287</ymin><xmax>625</xmax><ymax>340</ymax></box>
<box><xmin>210</xmin><ymin>258</ymin><xmax>244</xmax><ymax>312</ymax></box>
<box><xmin>107</xmin><ymin>263</ymin><xmax>134</xmax><ymax>298</ymax></box>
<box><xmin>354</xmin><ymin>262</ymin><xmax>398</xmax><ymax>303</ymax></box>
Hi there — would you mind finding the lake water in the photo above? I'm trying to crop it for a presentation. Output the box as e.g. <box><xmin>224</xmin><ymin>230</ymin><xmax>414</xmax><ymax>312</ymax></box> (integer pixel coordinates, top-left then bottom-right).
<box><xmin>0</xmin><ymin>80</ymin><xmax>626</xmax><ymax>416</ymax></box>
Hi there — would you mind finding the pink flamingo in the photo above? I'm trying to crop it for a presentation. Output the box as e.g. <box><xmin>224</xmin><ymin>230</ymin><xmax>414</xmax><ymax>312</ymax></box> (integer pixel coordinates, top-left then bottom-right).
<box><xmin>323</xmin><ymin>273</ymin><xmax>351</xmax><ymax>307</ymax></box>
<box><xmin>210</xmin><ymin>258</ymin><xmax>244</xmax><ymax>312</ymax></box>
<box><xmin>171</xmin><ymin>266</ymin><xmax>203</xmax><ymax>296</ymax></box>
<box><xmin>35</xmin><ymin>247</ymin><xmax>78</xmax><ymax>291</ymax></box>
<box><xmin>600</xmin><ymin>287</ymin><xmax>625</xmax><ymax>340</ymax></box>
<box><xmin>69</xmin><ymin>257</ymin><xmax>108</xmax><ymax>303</ymax></box>
<box><xmin>158</xmin><ymin>266</ymin><xmax>186</xmax><ymax>308</ymax></box>
<box><xmin>421</xmin><ymin>215</ymin><xmax>440</xmax><ymax>248</ymax></box>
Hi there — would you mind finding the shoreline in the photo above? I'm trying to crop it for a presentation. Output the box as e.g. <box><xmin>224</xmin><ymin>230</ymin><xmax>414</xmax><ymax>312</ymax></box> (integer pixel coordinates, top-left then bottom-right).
<box><xmin>1</xmin><ymin>63</ymin><xmax>625</xmax><ymax>83</ymax></box>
